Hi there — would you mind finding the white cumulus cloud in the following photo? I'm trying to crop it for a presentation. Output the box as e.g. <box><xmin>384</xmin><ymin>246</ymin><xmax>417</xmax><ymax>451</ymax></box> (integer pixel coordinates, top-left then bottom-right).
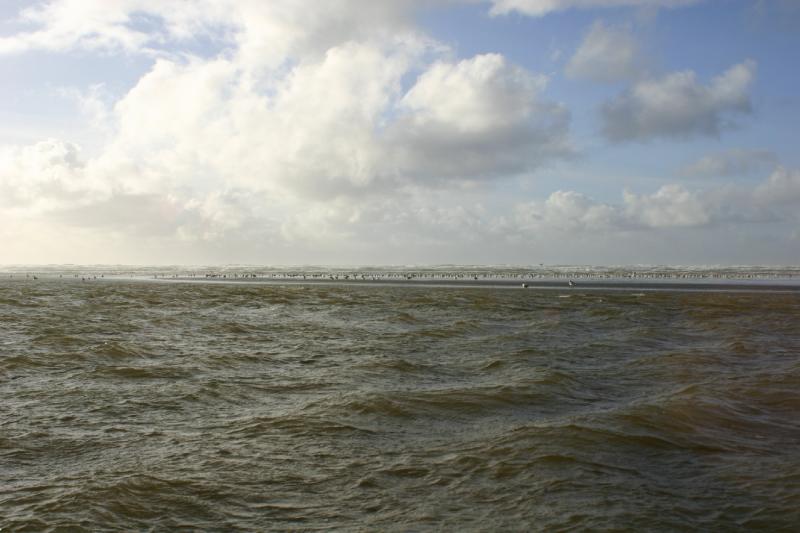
<box><xmin>514</xmin><ymin>190</ymin><xmax>622</xmax><ymax>231</ymax></box>
<box><xmin>622</xmin><ymin>184</ymin><xmax>710</xmax><ymax>227</ymax></box>
<box><xmin>566</xmin><ymin>21</ymin><xmax>643</xmax><ymax>82</ymax></box>
<box><xmin>514</xmin><ymin>167</ymin><xmax>800</xmax><ymax>235</ymax></box>
<box><xmin>0</xmin><ymin>139</ymin><xmax>101</xmax><ymax>211</ymax></box>
<box><xmin>601</xmin><ymin>60</ymin><xmax>756</xmax><ymax>141</ymax></box>
<box><xmin>0</xmin><ymin>1</ymin><xmax>576</xmax><ymax>263</ymax></box>
<box><xmin>392</xmin><ymin>53</ymin><xmax>572</xmax><ymax>182</ymax></box>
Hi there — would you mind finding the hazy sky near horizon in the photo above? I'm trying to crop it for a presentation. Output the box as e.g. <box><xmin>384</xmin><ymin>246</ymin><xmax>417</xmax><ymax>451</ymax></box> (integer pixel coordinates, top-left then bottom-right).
<box><xmin>1</xmin><ymin>0</ymin><xmax>799</xmax><ymax>265</ymax></box>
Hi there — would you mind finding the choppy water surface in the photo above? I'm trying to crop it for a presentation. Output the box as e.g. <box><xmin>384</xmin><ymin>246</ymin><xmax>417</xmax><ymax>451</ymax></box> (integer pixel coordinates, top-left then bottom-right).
<box><xmin>2</xmin><ymin>272</ymin><xmax>800</xmax><ymax>530</ymax></box>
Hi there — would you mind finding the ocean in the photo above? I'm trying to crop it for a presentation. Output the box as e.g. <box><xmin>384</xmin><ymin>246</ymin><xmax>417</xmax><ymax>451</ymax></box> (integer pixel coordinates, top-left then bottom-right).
<box><xmin>2</xmin><ymin>266</ymin><xmax>800</xmax><ymax>531</ymax></box>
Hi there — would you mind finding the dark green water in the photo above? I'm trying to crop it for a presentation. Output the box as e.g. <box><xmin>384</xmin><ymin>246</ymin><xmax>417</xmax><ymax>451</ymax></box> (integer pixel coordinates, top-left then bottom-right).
<box><xmin>2</xmin><ymin>276</ymin><xmax>800</xmax><ymax>531</ymax></box>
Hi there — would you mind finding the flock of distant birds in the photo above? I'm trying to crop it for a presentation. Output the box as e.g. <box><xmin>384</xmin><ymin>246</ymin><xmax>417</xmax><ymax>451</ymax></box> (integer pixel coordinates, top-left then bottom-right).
<box><xmin>9</xmin><ymin>268</ymin><xmax>796</xmax><ymax>287</ymax></box>
<box><xmin>10</xmin><ymin>271</ymin><xmax>584</xmax><ymax>287</ymax></box>
<box><xmin>11</xmin><ymin>273</ymin><xmax>104</xmax><ymax>282</ymax></box>
<box><xmin>184</xmin><ymin>271</ymin><xmax>578</xmax><ymax>287</ymax></box>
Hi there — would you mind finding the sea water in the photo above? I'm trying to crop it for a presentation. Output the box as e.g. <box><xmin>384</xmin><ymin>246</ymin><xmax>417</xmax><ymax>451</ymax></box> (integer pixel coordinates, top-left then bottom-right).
<box><xmin>2</xmin><ymin>266</ymin><xmax>800</xmax><ymax>530</ymax></box>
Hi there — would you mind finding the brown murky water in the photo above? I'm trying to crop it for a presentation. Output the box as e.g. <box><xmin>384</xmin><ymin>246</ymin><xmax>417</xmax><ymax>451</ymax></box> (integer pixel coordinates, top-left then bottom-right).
<box><xmin>2</xmin><ymin>272</ymin><xmax>800</xmax><ymax>530</ymax></box>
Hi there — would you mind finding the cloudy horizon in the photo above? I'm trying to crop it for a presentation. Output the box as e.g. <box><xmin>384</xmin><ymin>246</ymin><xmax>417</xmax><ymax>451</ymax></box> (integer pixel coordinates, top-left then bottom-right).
<box><xmin>1</xmin><ymin>0</ymin><xmax>798</xmax><ymax>266</ymax></box>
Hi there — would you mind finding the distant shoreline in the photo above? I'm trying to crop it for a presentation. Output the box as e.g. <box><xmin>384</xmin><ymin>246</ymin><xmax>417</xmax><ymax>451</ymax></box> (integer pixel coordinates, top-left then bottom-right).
<box><xmin>146</xmin><ymin>275</ymin><xmax>800</xmax><ymax>293</ymax></box>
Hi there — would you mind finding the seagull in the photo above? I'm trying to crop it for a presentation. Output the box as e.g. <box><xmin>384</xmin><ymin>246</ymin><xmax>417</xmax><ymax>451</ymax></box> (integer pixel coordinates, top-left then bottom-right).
<box><xmin>568</xmin><ymin>280</ymin><xmax>575</xmax><ymax>287</ymax></box>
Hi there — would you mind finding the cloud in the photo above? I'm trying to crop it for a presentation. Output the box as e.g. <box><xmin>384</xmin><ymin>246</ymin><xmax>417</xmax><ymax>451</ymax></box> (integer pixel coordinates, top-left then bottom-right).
<box><xmin>0</xmin><ymin>0</ymin><xmax>703</xmax><ymax>58</ymax></box>
<box><xmin>514</xmin><ymin>190</ymin><xmax>622</xmax><ymax>231</ymax></box>
<box><xmin>2</xmin><ymin>135</ymin><xmax>799</xmax><ymax>263</ymax></box>
<box><xmin>0</xmin><ymin>2</ymin><xmax>574</xmax><ymax>263</ymax></box>
<box><xmin>622</xmin><ymin>184</ymin><xmax>710</xmax><ymax>227</ymax></box>
<box><xmin>0</xmin><ymin>0</ymin><xmax>567</xmax><ymax>212</ymax></box>
<box><xmin>601</xmin><ymin>60</ymin><xmax>756</xmax><ymax>142</ymax></box>
<box><xmin>29</xmin><ymin>48</ymin><xmax>569</xmax><ymax>200</ymax></box>
<box><xmin>565</xmin><ymin>21</ymin><xmax>643</xmax><ymax>82</ymax></box>
<box><xmin>0</xmin><ymin>0</ymin><xmax>153</xmax><ymax>55</ymax></box>
<box><xmin>1</xmin><ymin>1</ymin><xmax>796</xmax><ymax>265</ymax></box>
<box><xmin>514</xmin><ymin>185</ymin><xmax>709</xmax><ymax>232</ymax></box>
<box><xmin>489</xmin><ymin>0</ymin><xmax>699</xmax><ymax>17</ymax></box>
<box><xmin>680</xmin><ymin>149</ymin><xmax>778</xmax><ymax>178</ymax></box>
<box><xmin>754</xmin><ymin>167</ymin><xmax>800</xmax><ymax>210</ymax></box>
<box><xmin>0</xmin><ymin>139</ymin><xmax>100</xmax><ymax>210</ymax></box>
<box><xmin>391</xmin><ymin>53</ymin><xmax>572</xmax><ymax>182</ymax></box>
<box><xmin>0</xmin><ymin>138</ymin><xmax>273</xmax><ymax>244</ymax></box>
<box><xmin>515</xmin><ymin>166</ymin><xmax>800</xmax><ymax>235</ymax></box>
<box><xmin>0</xmin><ymin>1</ymin><xmax>447</xmax><ymax>66</ymax></box>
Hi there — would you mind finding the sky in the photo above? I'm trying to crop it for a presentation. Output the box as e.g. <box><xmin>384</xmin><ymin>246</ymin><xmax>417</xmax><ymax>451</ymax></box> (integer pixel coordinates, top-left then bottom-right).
<box><xmin>1</xmin><ymin>0</ymin><xmax>799</xmax><ymax>266</ymax></box>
